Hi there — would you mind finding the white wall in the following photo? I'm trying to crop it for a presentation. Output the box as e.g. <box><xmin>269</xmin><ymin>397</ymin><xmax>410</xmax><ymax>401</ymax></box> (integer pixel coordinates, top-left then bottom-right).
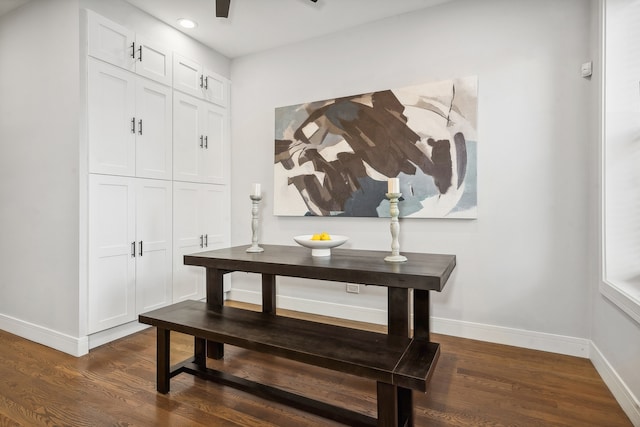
<box><xmin>229</xmin><ymin>0</ymin><xmax>594</xmax><ymax>354</ymax></box>
<box><xmin>0</xmin><ymin>0</ymin><xmax>80</xmax><ymax>341</ymax></box>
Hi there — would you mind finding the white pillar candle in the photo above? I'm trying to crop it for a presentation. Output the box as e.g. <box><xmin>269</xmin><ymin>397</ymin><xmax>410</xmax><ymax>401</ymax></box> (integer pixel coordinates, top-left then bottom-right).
<box><xmin>251</xmin><ymin>183</ymin><xmax>261</xmax><ymax>197</ymax></box>
<box><xmin>388</xmin><ymin>178</ymin><xmax>400</xmax><ymax>194</ymax></box>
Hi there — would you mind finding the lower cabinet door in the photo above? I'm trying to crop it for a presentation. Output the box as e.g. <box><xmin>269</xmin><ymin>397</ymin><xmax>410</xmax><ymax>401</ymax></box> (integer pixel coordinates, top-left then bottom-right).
<box><xmin>88</xmin><ymin>175</ymin><xmax>136</xmax><ymax>334</ymax></box>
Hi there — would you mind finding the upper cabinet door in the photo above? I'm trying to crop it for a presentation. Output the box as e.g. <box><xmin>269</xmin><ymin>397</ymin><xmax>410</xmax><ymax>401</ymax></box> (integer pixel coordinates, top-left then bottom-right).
<box><xmin>200</xmin><ymin>102</ymin><xmax>228</xmax><ymax>184</ymax></box>
<box><xmin>135</xmin><ymin>35</ymin><xmax>172</xmax><ymax>86</ymax></box>
<box><xmin>173</xmin><ymin>53</ymin><xmax>204</xmax><ymax>99</ymax></box>
<box><xmin>202</xmin><ymin>68</ymin><xmax>230</xmax><ymax>107</ymax></box>
<box><xmin>88</xmin><ymin>59</ymin><xmax>136</xmax><ymax>177</ymax></box>
<box><xmin>135</xmin><ymin>77</ymin><xmax>172</xmax><ymax>180</ymax></box>
<box><xmin>173</xmin><ymin>91</ymin><xmax>202</xmax><ymax>182</ymax></box>
<box><xmin>87</xmin><ymin>10</ymin><xmax>135</xmax><ymax>71</ymax></box>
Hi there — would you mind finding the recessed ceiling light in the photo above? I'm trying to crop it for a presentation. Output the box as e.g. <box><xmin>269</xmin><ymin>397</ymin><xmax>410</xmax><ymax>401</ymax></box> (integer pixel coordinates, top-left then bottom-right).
<box><xmin>177</xmin><ymin>18</ymin><xmax>197</xmax><ymax>29</ymax></box>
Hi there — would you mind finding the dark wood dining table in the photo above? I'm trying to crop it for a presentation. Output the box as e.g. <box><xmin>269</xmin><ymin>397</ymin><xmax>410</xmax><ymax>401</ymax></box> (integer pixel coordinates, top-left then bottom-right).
<box><xmin>183</xmin><ymin>244</ymin><xmax>456</xmax><ymax>426</ymax></box>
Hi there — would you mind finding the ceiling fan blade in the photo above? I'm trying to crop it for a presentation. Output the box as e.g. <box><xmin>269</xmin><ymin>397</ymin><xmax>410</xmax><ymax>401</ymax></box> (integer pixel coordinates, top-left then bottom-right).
<box><xmin>216</xmin><ymin>0</ymin><xmax>230</xmax><ymax>18</ymax></box>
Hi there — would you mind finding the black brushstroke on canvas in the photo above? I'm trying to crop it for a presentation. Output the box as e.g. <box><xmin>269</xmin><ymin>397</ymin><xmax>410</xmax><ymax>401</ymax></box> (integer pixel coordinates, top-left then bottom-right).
<box><xmin>275</xmin><ymin>90</ymin><xmax>467</xmax><ymax>216</ymax></box>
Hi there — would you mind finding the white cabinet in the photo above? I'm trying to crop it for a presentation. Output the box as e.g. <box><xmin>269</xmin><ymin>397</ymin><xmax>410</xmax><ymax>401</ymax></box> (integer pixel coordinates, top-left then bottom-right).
<box><xmin>87</xmin><ymin>10</ymin><xmax>172</xmax><ymax>86</ymax></box>
<box><xmin>173</xmin><ymin>53</ymin><xmax>229</xmax><ymax>107</ymax></box>
<box><xmin>88</xmin><ymin>175</ymin><xmax>172</xmax><ymax>334</ymax></box>
<box><xmin>173</xmin><ymin>91</ymin><xmax>229</xmax><ymax>184</ymax></box>
<box><xmin>173</xmin><ymin>182</ymin><xmax>230</xmax><ymax>302</ymax></box>
<box><xmin>88</xmin><ymin>58</ymin><xmax>172</xmax><ymax>180</ymax></box>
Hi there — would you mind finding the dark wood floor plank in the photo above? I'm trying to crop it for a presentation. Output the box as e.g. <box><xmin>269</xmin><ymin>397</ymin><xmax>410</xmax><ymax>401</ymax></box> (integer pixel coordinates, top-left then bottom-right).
<box><xmin>0</xmin><ymin>301</ymin><xmax>633</xmax><ymax>427</ymax></box>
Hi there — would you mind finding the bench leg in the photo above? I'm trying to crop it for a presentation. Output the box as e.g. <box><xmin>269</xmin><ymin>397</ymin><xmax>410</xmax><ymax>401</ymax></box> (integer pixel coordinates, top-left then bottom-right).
<box><xmin>377</xmin><ymin>383</ymin><xmax>414</xmax><ymax>427</ymax></box>
<box><xmin>194</xmin><ymin>337</ymin><xmax>206</xmax><ymax>367</ymax></box>
<box><xmin>157</xmin><ymin>328</ymin><xmax>170</xmax><ymax>394</ymax></box>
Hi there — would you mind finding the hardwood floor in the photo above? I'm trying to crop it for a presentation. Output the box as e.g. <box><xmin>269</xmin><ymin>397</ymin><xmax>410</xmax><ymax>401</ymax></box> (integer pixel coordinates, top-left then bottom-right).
<box><xmin>0</xmin><ymin>302</ymin><xmax>633</xmax><ymax>426</ymax></box>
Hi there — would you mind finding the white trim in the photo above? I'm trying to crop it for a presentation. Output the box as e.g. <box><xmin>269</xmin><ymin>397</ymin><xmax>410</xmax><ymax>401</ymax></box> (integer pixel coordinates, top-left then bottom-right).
<box><xmin>431</xmin><ymin>317</ymin><xmax>590</xmax><ymax>358</ymax></box>
<box><xmin>228</xmin><ymin>288</ymin><xmax>388</xmax><ymax>325</ymax></box>
<box><xmin>590</xmin><ymin>341</ymin><xmax>640</xmax><ymax>427</ymax></box>
<box><xmin>228</xmin><ymin>289</ymin><xmax>590</xmax><ymax>358</ymax></box>
<box><xmin>0</xmin><ymin>313</ymin><xmax>88</xmax><ymax>357</ymax></box>
<box><xmin>88</xmin><ymin>321</ymin><xmax>151</xmax><ymax>350</ymax></box>
<box><xmin>600</xmin><ymin>280</ymin><xmax>640</xmax><ymax>326</ymax></box>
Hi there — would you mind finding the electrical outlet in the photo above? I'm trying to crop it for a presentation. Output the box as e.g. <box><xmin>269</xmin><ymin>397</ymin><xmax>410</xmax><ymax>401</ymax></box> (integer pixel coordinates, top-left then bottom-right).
<box><xmin>346</xmin><ymin>283</ymin><xmax>360</xmax><ymax>294</ymax></box>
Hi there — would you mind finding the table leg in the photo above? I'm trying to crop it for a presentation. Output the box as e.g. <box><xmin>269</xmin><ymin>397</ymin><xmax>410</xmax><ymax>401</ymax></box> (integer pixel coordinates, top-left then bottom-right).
<box><xmin>262</xmin><ymin>273</ymin><xmax>276</xmax><ymax>314</ymax></box>
<box><xmin>206</xmin><ymin>267</ymin><xmax>225</xmax><ymax>359</ymax></box>
<box><xmin>397</xmin><ymin>387</ymin><xmax>413</xmax><ymax>426</ymax></box>
<box><xmin>377</xmin><ymin>382</ymin><xmax>399</xmax><ymax>427</ymax></box>
<box><xmin>157</xmin><ymin>328</ymin><xmax>170</xmax><ymax>394</ymax></box>
<box><xmin>413</xmin><ymin>289</ymin><xmax>430</xmax><ymax>340</ymax></box>
<box><xmin>388</xmin><ymin>287</ymin><xmax>410</xmax><ymax>337</ymax></box>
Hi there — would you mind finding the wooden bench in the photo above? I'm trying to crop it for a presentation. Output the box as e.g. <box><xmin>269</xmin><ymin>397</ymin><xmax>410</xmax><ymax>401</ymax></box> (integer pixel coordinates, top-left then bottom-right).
<box><xmin>139</xmin><ymin>299</ymin><xmax>440</xmax><ymax>427</ymax></box>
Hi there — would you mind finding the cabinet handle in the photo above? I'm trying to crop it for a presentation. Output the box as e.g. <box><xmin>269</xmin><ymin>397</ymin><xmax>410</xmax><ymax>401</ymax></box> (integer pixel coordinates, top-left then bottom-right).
<box><xmin>130</xmin><ymin>42</ymin><xmax>135</xmax><ymax>59</ymax></box>
<box><xmin>204</xmin><ymin>136</ymin><xmax>208</xmax><ymax>149</ymax></box>
<box><xmin>139</xmin><ymin>240</ymin><xmax>143</xmax><ymax>256</ymax></box>
<box><xmin>131</xmin><ymin>117</ymin><xmax>136</xmax><ymax>133</ymax></box>
<box><xmin>200</xmin><ymin>234</ymin><xmax>204</xmax><ymax>248</ymax></box>
<box><xmin>138</xmin><ymin>119</ymin><xmax>143</xmax><ymax>135</ymax></box>
<box><xmin>204</xmin><ymin>234</ymin><xmax>208</xmax><ymax>247</ymax></box>
<box><xmin>200</xmin><ymin>74</ymin><xmax>204</xmax><ymax>88</ymax></box>
<box><xmin>131</xmin><ymin>241</ymin><xmax>136</xmax><ymax>257</ymax></box>
<box><xmin>137</xmin><ymin>45</ymin><xmax>142</xmax><ymax>62</ymax></box>
<box><xmin>200</xmin><ymin>135</ymin><xmax>204</xmax><ymax>148</ymax></box>
<box><xmin>204</xmin><ymin>76</ymin><xmax>209</xmax><ymax>90</ymax></box>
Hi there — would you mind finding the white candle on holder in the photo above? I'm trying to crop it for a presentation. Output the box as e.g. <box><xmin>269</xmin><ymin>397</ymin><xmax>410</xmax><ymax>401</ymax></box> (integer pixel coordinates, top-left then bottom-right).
<box><xmin>388</xmin><ymin>178</ymin><xmax>400</xmax><ymax>194</ymax></box>
<box><xmin>251</xmin><ymin>183</ymin><xmax>261</xmax><ymax>197</ymax></box>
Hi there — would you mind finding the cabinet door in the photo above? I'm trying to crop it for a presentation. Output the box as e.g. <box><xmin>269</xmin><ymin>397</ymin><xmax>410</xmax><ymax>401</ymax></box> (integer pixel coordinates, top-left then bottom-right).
<box><xmin>201</xmin><ymin>184</ymin><xmax>231</xmax><ymax>293</ymax></box>
<box><xmin>88</xmin><ymin>59</ymin><xmax>136</xmax><ymax>176</ymax></box>
<box><xmin>135</xmin><ymin>78</ymin><xmax>172</xmax><ymax>180</ymax></box>
<box><xmin>200</xmin><ymin>103</ymin><xmax>228</xmax><ymax>184</ymax></box>
<box><xmin>135</xmin><ymin>35</ymin><xmax>172</xmax><ymax>86</ymax></box>
<box><xmin>88</xmin><ymin>175</ymin><xmax>136</xmax><ymax>334</ymax></box>
<box><xmin>173</xmin><ymin>91</ymin><xmax>202</xmax><ymax>182</ymax></box>
<box><xmin>172</xmin><ymin>182</ymin><xmax>206</xmax><ymax>302</ymax></box>
<box><xmin>87</xmin><ymin>11</ymin><xmax>135</xmax><ymax>71</ymax></box>
<box><xmin>135</xmin><ymin>179</ymin><xmax>173</xmax><ymax>314</ymax></box>
<box><xmin>173</xmin><ymin>53</ymin><xmax>203</xmax><ymax>98</ymax></box>
<box><xmin>202</xmin><ymin>68</ymin><xmax>229</xmax><ymax>107</ymax></box>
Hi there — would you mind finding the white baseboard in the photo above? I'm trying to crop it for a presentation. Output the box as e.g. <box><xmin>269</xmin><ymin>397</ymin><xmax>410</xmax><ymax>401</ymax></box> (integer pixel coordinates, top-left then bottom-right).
<box><xmin>228</xmin><ymin>288</ymin><xmax>388</xmax><ymax>325</ymax></box>
<box><xmin>431</xmin><ymin>317</ymin><xmax>591</xmax><ymax>358</ymax></box>
<box><xmin>590</xmin><ymin>342</ymin><xmax>640</xmax><ymax>427</ymax></box>
<box><xmin>229</xmin><ymin>289</ymin><xmax>590</xmax><ymax>358</ymax></box>
<box><xmin>88</xmin><ymin>321</ymin><xmax>151</xmax><ymax>350</ymax></box>
<box><xmin>0</xmin><ymin>312</ymin><xmax>88</xmax><ymax>357</ymax></box>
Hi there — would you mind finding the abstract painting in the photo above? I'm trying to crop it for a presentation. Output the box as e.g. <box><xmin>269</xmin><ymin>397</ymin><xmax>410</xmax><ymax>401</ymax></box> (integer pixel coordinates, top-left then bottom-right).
<box><xmin>274</xmin><ymin>76</ymin><xmax>478</xmax><ymax>218</ymax></box>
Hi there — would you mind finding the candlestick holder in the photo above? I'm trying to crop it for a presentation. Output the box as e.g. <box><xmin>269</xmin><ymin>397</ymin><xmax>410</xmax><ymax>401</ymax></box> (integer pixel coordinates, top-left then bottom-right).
<box><xmin>246</xmin><ymin>194</ymin><xmax>264</xmax><ymax>253</ymax></box>
<box><xmin>384</xmin><ymin>192</ymin><xmax>407</xmax><ymax>263</ymax></box>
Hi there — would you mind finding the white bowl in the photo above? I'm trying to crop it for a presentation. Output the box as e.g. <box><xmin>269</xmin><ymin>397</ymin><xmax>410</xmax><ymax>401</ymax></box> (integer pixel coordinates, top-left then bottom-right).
<box><xmin>293</xmin><ymin>235</ymin><xmax>349</xmax><ymax>257</ymax></box>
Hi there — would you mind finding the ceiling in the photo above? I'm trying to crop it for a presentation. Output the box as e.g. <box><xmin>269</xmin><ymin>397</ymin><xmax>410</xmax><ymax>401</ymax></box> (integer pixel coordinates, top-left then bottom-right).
<box><xmin>0</xmin><ymin>0</ymin><xmax>450</xmax><ymax>58</ymax></box>
<box><xmin>123</xmin><ymin>0</ymin><xmax>452</xmax><ymax>58</ymax></box>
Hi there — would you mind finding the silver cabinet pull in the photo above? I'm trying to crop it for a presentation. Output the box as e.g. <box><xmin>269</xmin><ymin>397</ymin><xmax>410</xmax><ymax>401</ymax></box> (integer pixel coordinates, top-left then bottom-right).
<box><xmin>130</xmin><ymin>42</ymin><xmax>135</xmax><ymax>59</ymax></box>
<box><xmin>204</xmin><ymin>76</ymin><xmax>209</xmax><ymax>90</ymax></box>
<box><xmin>131</xmin><ymin>117</ymin><xmax>136</xmax><ymax>133</ymax></box>
<box><xmin>131</xmin><ymin>241</ymin><xmax>136</xmax><ymax>257</ymax></box>
<box><xmin>138</xmin><ymin>119</ymin><xmax>142</xmax><ymax>135</ymax></box>
<box><xmin>204</xmin><ymin>234</ymin><xmax>208</xmax><ymax>247</ymax></box>
<box><xmin>200</xmin><ymin>234</ymin><xmax>204</xmax><ymax>248</ymax></box>
<box><xmin>200</xmin><ymin>135</ymin><xmax>204</xmax><ymax>148</ymax></box>
<box><xmin>204</xmin><ymin>136</ymin><xmax>208</xmax><ymax>149</ymax></box>
<box><xmin>139</xmin><ymin>240</ymin><xmax>143</xmax><ymax>256</ymax></box>
<box><xmin>200</xmin><ymin>74</ymin><xmax>204</xmax><ymax>88</ymax></box>
<box><xmin>137</xmin><ymin>45</ymin><xmax>142</xmax><ymax>62</ymax></box>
